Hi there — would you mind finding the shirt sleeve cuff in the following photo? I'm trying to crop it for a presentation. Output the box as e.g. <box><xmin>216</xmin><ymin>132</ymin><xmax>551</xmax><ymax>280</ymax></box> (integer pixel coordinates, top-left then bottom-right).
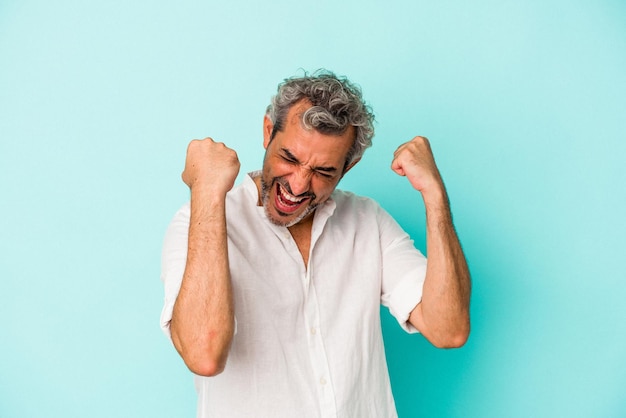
<box><xmin>160</xmin><ymin>299</ymin><xmax>175</xmax><ymax>340</ymax></box>
<box><xmin>385</xmin><ymin>278</ymin><xmax>423</xmax><ymax>334</ymax></box>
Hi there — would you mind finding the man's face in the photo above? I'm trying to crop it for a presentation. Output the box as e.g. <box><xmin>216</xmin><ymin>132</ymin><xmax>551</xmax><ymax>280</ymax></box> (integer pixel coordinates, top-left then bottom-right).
<box><xmin>259</xmin><ymin>101</ymin><xmax>357</xmax><ymax>227</ymax></box>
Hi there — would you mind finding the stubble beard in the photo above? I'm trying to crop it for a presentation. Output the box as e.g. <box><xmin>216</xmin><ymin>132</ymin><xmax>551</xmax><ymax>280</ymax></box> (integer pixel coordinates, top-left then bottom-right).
<box><xmin>260</xmin><ymin>176</ymin><xmax>318</xmax><ymax>228</ymax></box>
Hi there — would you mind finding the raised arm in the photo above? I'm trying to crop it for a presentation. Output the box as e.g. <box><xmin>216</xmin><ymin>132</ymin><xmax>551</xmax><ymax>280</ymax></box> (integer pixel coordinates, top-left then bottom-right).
<box><xmin>170</xmin><ymin>138</ymin><xmax>240</xmax><ymax>376</ymax></box>
<box><xmin>391</xmin><ymin>136</ymin><xmax>471</xmax><ymax>348</ymax></box>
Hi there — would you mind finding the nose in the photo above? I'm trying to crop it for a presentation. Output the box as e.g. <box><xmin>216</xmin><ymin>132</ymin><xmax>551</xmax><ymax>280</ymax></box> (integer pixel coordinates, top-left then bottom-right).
<box><xmin>288</xmin><ymin>167</ymin><xmax>312</xmax><ymax>196</ymax></box>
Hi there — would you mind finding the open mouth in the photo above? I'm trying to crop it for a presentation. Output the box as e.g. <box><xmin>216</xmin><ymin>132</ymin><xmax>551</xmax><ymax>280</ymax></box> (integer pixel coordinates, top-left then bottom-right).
<box><xmin>274</xmin><ymin>183</ymin><xmax>309</xmax><ymax>214</ymax></box>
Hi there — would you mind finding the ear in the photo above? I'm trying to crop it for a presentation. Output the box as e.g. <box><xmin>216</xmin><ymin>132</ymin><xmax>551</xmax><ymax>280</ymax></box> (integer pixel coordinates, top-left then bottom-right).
<box><xmin>263</xmin><ymin>115</ymin><xmax>274</xmax><ymax>149</ymax></box>
<box><xmin>342</xmin><ymin>158</ymin><xmax>361</xmax><ymax>176</ymax></box>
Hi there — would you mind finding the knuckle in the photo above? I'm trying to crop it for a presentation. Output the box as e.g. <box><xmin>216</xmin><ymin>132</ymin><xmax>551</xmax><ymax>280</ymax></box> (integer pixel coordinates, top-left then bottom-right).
<box><xmin>188</xmin><ymin>138</ymin><xmax>204</xmax><ymax>151</ymax></box>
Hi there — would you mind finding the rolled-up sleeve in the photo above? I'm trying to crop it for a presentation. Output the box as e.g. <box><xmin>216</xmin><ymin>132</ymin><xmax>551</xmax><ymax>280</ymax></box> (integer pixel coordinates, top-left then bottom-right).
<box><xmin>378</xmin><ymin>207</ymin><xmax>427</xmax><ymax>334</ymax></box>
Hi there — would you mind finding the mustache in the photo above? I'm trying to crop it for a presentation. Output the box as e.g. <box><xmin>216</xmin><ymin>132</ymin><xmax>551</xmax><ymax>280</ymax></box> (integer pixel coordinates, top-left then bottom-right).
<box><xmin>275</xmin><ymin>177</ymin><xmax>316</xmax><ymax>201</ymax></box>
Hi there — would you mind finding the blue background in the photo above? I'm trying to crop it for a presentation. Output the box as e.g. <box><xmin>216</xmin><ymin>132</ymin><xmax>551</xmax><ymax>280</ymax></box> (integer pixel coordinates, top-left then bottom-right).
<box><xmin>1</xmin><ymin>1</ymin><xmax>625</xmax><ymax>417</ymax></box>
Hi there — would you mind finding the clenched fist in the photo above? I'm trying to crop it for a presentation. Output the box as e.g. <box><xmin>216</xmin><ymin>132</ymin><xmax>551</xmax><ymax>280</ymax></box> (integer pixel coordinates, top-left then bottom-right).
<box><xmin>182</xmin><ymin>137</ymin><xmax>240</xmax><ymax>197</ymax></box>
<box><xmin>391</xmin><ymin>136</ymin><xmax>445</xmax><ymax>199</ymax></box>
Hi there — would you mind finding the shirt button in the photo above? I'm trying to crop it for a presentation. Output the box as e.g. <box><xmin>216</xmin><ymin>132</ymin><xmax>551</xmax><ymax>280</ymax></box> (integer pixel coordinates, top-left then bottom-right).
<box><xmin>320</xmin><ymin>377</ymin><xmax>327</xmax><ymax>385</ymax></box>
<box><xmin>310</xmin><ymin>327</ymin><xmax>316</xmax><ymax>335</ymax></box>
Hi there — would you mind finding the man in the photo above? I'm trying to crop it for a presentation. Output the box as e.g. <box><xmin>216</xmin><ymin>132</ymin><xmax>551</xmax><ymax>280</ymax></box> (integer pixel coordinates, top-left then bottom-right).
<box><xmin>160</xmin><ymin>71</ymin><xmax>470</xmax><ymax>417</ymax></box>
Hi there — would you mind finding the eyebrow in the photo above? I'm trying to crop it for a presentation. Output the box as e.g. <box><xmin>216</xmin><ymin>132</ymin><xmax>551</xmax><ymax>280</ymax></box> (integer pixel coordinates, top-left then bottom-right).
<box><xmin>281</xmin><ymin>148</ymin><xmax>339</xmax><ymax>173</ymax></box>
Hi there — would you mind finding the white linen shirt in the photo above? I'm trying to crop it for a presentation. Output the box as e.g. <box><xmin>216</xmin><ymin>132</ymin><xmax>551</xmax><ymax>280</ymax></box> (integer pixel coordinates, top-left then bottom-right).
<box><xmin>160</xmin><ymin>172</ymin><xmax>427</xmax><ymax>418</ymax></box>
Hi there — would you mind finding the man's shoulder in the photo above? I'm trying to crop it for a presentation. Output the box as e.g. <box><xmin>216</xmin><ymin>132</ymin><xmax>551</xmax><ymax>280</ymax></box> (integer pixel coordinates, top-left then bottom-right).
<box><xmin>332</xmin><ymin>188</ymin><xmax>378</xmax><ymax>204</ymax></box>
<box><xmin>331</xmin><ymin>188</ymin><xmax>384</xmax><ymax>215</ymax></box>
<box><xmin>225</xmin><ymin>174</ymin><xmax>258</xmax><ymax>205</ymax></box>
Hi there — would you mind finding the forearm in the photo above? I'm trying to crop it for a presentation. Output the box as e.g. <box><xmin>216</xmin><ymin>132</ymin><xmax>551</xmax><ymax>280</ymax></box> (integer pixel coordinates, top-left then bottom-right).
<box><xmin>410</xmin><ymin>188</ymin><xmax>471</xmax><ymax>347</ymax></box>
<box><xmin>170</xmin><ymin>189</ymin><xmax>235</xmax><ymax>376</ymax></box>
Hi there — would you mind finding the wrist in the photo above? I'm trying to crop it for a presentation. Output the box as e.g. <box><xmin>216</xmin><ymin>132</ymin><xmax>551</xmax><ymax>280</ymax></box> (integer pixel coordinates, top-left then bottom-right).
<box><xmin>190</xmin><ymin>182</ymin><xmax>229</xmax><ymax>200</ymax></box>
<box><xmin>420</xmin><ymin>181</ymin><xmax>448</xmax><ymax>207</ymax></box>
<box><xmin>190</xmin><ymin>186</ymin><xmax>228</xmax><ymax>214</ymax></box>
<box><xmin>421</xmin><ymin>183</ymin><xmax>452</xmax><ymax>220</ymax></box>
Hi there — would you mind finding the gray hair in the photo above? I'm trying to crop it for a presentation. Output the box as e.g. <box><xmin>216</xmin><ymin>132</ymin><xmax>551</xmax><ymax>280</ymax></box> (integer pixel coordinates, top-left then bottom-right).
<box><xmin>266</xmin><ymin>70</ymin><xmax>375</xmax><ymax>170</ymax></box>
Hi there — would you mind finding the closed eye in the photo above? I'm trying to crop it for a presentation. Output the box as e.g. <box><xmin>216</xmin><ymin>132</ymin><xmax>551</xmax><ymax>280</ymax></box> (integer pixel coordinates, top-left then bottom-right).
<box><xmin>315</xmin><ymin>170</ymin><xmax>333</xmax><ymax>179</ymax></box>
<box><xmin>280</xmin><ymin>149</ymin><xmax>299</xmax><ymax>164</ymax></box>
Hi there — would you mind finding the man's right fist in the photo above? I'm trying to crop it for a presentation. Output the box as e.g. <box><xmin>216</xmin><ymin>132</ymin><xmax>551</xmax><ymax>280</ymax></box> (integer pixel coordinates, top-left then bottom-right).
<box><xmin>181</xmin><ymin>137</ymin><xmax>240</xmax><ymax>196</ymax></box>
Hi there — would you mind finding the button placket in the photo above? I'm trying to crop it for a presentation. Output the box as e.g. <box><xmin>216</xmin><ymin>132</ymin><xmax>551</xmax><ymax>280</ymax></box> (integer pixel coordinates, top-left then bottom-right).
<box><xmin>303</xmin><ymin>266</ymin><xmax>337</xmax><ymax>416</ymax></box>
<box><xmin>301</xmin><ymin>200</ymin><xmax>338</xmax><ymax>416</ymax></box>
